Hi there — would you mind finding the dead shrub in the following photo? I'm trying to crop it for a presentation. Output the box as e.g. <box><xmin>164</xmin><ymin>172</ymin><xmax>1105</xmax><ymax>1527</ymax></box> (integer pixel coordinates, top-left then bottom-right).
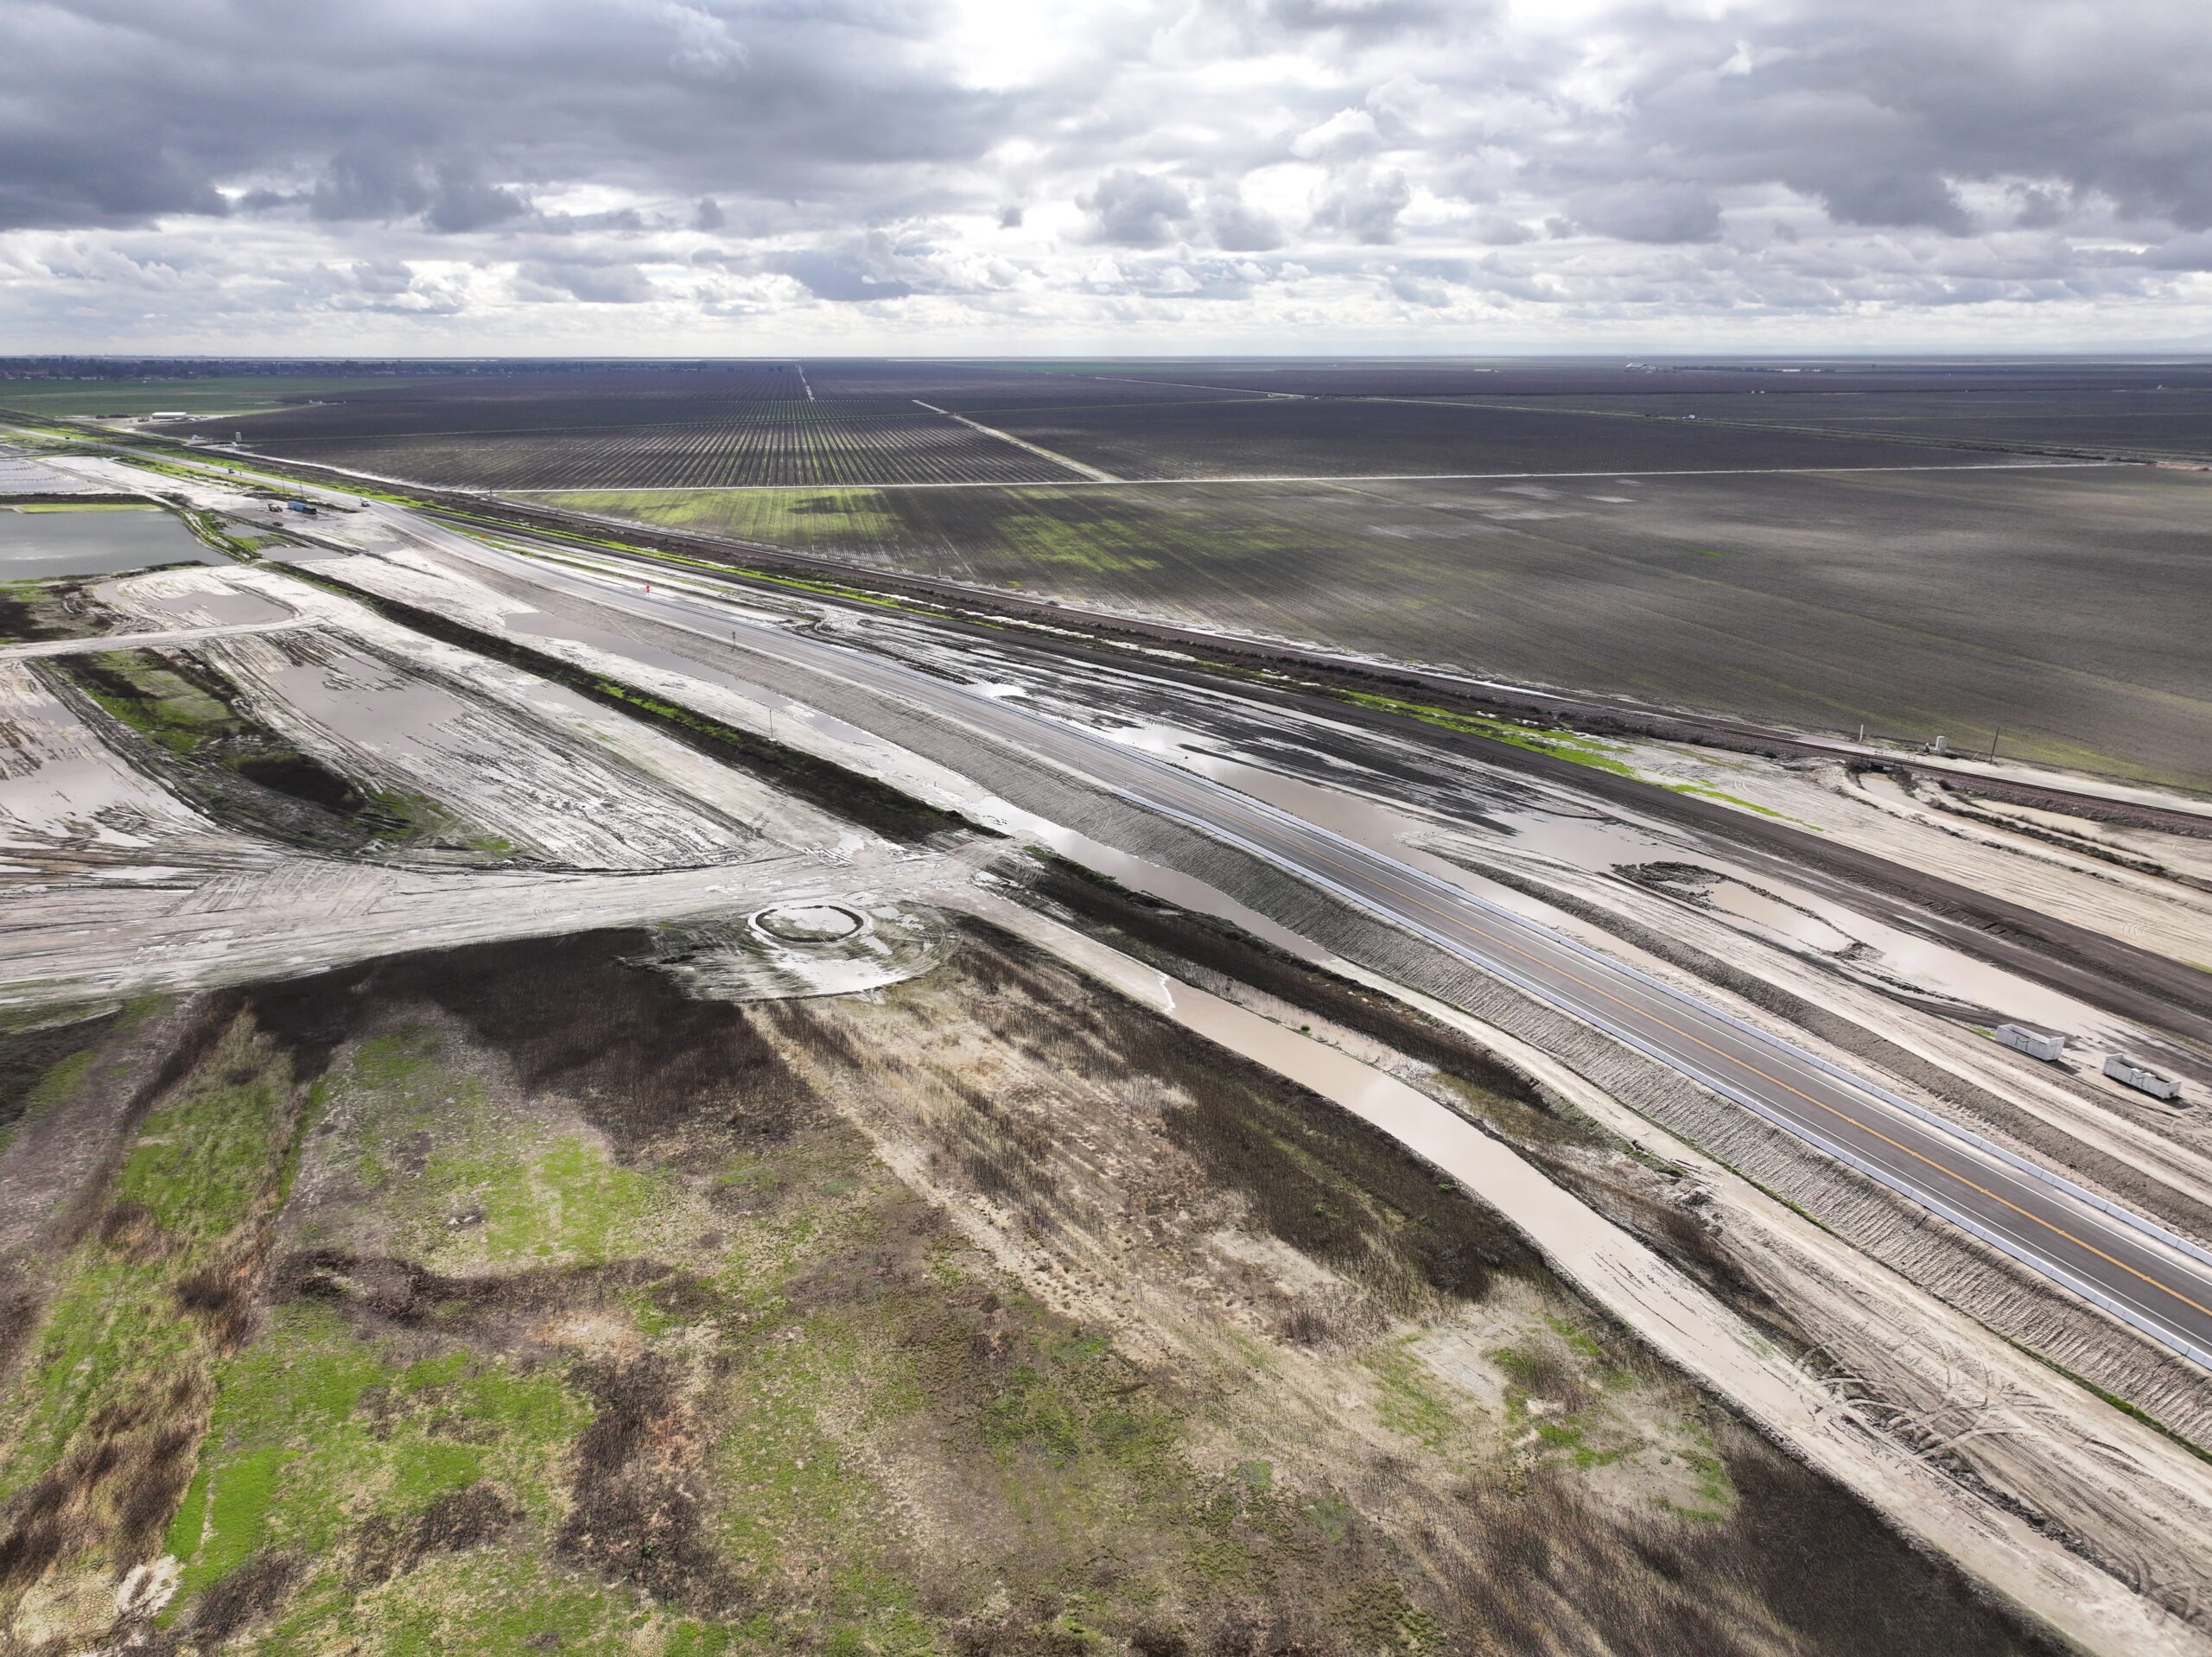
<box><xmin>1130</xmin><ymin>1629</ymin><xmax>1193</xmax><ymax>1657</ymax></box>
<box><xmin>96</xmin><ymin>1201</ymin><xmax>168</xmax><ymax>1265</ymax></box>
<box><xmin>352</xmin><ymin>1482</ymin><xmax>520</xmax><ymax>1586</ymax></box>
<box><xmin>0</xmin><ymin>1372</ymin><xmax>209</xmax><ymax>1602</ymax></box>
<box><xmin>241</xmin><ymin>930</ymin><xmax>821</xmax><ymax>1159</ymax></box>
<box><xmin>554</xmin><ymin>1352</ymin><xmax>743</xmax><ymax>1615</ymax></box>
<box><xmin>170</xmin><ymin>1260</ymin><xmax>257</xmax><ymax>1350</ymax></box>
<box><xmin>181</xmin><ymin>1547</ymin><xmax>300</xmax><ymax>1648</ymax></box>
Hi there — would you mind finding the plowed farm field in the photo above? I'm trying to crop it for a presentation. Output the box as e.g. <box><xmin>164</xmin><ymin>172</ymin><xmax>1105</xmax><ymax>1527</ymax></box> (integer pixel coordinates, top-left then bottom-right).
<box><xmin>543</xmin><ymin>462</ymin><xmax>2212</xmax><ymax>790</ymax></box>
<box><xmin>222</xmin><ymin>406</ymin><xmax>1083</xmax><ymax>489</ymax></box>
<box><xmin>166</xmin><ymin>364</ymin><xmax>1104</xmax><ymax>489</ymax></box>
<box><xmin>980</xmin><ymin>396</ymin><xmax>2052</xmax><ymax>479</ymax></box>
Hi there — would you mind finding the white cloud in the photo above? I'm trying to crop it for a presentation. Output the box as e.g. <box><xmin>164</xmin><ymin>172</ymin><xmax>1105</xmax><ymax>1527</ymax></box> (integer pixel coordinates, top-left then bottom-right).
<box><xmin>0</xmin><ymin>0</ymin><xmax>2208</xmax><ymax>349</ymax></box>
<box><xmin>1312</xmin><ymin>167</ymin><xmax>1413</xmax><ymax>244</ymax></box>
<box><xmin>653</xmin><ymin>2</ymin><xmax>747</xmax><ymax>78</ymax></box>
<box><xmin>1291</xmin><ymin>108</ymin><xmax>1382</xmax><ymax>160</ymax></box>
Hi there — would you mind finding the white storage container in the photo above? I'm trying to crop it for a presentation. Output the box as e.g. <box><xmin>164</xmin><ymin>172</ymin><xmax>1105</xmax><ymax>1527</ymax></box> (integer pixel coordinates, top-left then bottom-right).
<box><xmin>2104</xmin><ymin>1053</ymin><xmax>2183</xmax><ymax>1102</ymax></box>
<box><xmin>1995</xmin><ymin>1024</ymin><xmax>2066</xmax><ymax>1062</ymax></box>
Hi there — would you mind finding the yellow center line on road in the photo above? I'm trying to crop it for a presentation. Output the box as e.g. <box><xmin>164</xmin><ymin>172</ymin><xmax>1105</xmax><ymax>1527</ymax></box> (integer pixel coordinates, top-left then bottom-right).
<box><xmin>1134</xmin><ymin>769</ymin><xmax>2212</xmax><ymax>1328</ymax></box>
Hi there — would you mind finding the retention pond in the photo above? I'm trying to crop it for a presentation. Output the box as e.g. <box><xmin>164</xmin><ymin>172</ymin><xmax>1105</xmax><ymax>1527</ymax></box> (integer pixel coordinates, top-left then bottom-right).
<box><xmin>0</xmin><ymin>508</ymin><xmax>224</xmax><ymax>580</ymax></box>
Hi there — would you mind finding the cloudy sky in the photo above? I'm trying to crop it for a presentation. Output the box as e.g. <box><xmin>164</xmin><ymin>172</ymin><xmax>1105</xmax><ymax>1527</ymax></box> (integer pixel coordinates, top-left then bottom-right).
<box><xmin>5</xmin><ymin>0</ymin><xmax>2210</xmax><ymax>354</ymax></box>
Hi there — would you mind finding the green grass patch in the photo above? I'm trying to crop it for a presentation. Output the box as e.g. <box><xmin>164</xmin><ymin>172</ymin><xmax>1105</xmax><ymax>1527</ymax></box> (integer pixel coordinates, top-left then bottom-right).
<box><xmin>539</xmin><ymin>486</ymin><xmax>904</xmax><ymax>547</ymax></box>
<box><xmin>174</xmin><ymin>1302</ymin><xmax>589</xmax><ymax>1597</ymax></box>
<box><xmin>13</xmin><ymin>499</ymin><xmax>159</xmax><ymax>512</ymax></box>
<box><xmin>1325</xmin><ymin>682</ymin><xmax>1818</xmax><ymax>825</ymax></box>
<box><xmin>325</xmin><ymin>1023</ymin><xmax>675</xmax><ymax>1269</ymax></box>
<box><xmin>51</xmin><ymin>644</ymin><xmax>512</xmax><ymax>854</ymax></box>
<box><xmin>1364</xmin><ymin>1339</ymin><xmax>1465</xmax><ymax>1453</ymax></box>
<box><xmin>1664</xmin><ymin>779</ymin><xmax>1795</xmax><ymax>819</ymax></box>
<box><xmin>454</xmin><ymin>1133</ymin><xmax>661</xmax><ymax>1266</ymax></box>
<box><xmin>257</xmin><ymin>1546</ymin><xmax>716</xmax><ymax>1656</ymax></box>
<box><xmin>0</xmin><ymin>1254</ymin><xmax>200</xmax><ymax>1501</ymax></box>
<box><xmin>0</xmin><ymin>377</ymin><xmax>416</xmax><ymax>419</ymax></box>
<box><xmin>113</xmin><ymin>1043</ymin><xmax>296</xmax><ymax>1238</ymax></box>
<box><xmin>0</xmin><ymin>1046</ymin><xmax>95</xmax><ymax>1155</ymax></box>
<box><xmin>0</xmin><ymin>1018</ymin><xmax>301</xmax><ymax>1511</ymax></box>
<box><xmin>1328</xmin><ymin>686</ymin><xmax>1644</xmax><ymax>778</ymax></box>
<box><xmin>66</xmin><ymin>647</ymin><xmax>238</xmax><ymax>758</ymax></box>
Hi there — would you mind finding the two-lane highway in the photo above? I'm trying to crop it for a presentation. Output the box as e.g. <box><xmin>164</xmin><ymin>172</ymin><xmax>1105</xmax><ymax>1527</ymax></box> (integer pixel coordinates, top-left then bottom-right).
<box><xmin>367</xmin><ymin>504</ymin><xmax>2212</xmax><ymax>1368</ymax></box>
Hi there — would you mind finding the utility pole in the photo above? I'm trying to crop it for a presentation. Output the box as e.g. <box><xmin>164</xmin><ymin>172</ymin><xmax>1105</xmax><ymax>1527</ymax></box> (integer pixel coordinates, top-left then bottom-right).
<box><xmin>1989</xmin><ymin>728</ymin><xmax>2000</xmax><ymax>762</ymax></box>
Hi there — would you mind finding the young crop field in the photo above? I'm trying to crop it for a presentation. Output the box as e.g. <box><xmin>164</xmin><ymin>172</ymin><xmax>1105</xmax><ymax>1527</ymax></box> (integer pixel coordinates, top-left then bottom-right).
<box><xmin>231</xmin><ymin>409</ymin><xmax>1083</xmax><ymax>489</ymax></box>
<box><xmin>798</xmin><ymin>359</ymin><xmax>1269</xmax><ymax>409</ymax></box>
<box><xmin>976</xmin><ymin>357</ymin><xmax>2212</xmax><ymax>403</ymax></box>
<box><xmin>1452</xmin><ymin>390</ymin><xmax>2212</xmax><ymax>460</ymax></box>
<box><xmin>0</xmin><ymin>375</ymin><xmax>423</xmax><ymax>420</ymax></box>
<box><xmin>157</xmin><ymin>359</ymin><xmax>2207</xmax><ymax>490</ymax></box>
<box><xmin>539</xmin><ymin>486</ymin><xmax>912</xmax><ymax>549</ymax></box>
<box><xmin>978</xmin><ymin>394</ymin><xmax>2044</xmax><ymax>479</ymax></box>
<box><xmin>548</xmin><ymin>462</ymin><xmax>2212</xmax><ymax>790</ymax></box>
<box><xmin>143</xmin><ymin>365</ymin><xmax>1159</xmax><ymax>488</ymax></box>
<box><xmin>175</xmin><ymin>368</ymin><xmax>823</xmax><ymax>443</ymax></box>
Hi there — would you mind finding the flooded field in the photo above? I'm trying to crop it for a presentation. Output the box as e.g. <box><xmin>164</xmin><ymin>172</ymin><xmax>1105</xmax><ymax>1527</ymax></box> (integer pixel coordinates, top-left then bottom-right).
<box><xmin>0</xmin><ymin>507</ymin><xmax>221</xmax><ymax>578</ymax></box>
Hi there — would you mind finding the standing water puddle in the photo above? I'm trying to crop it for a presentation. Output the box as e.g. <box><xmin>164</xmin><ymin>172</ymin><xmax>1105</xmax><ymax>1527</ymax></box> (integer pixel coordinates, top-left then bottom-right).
<box><xmin>0</xmin><ymin>511</ymin><xmax>224</xmax><ymax>579</ymax></box>
<box><xmin>1700</xmin><ymin>883</ymin><xmax>1859</xmax><ymax>953</ymax></box>
<box><xmin>1079</xmin><ymin>714</ymin><xmax>2148</xmax><ymax>1051</ymax></box>
<box><xmin>505</xmin><ymin>606</ymin><xmax>889</xmax><ymax>755</ymax></box>
<box><xmin>469</xmin><ymin>554</ymin><xmax>2157</xmax><ymax>1058</ymax></box>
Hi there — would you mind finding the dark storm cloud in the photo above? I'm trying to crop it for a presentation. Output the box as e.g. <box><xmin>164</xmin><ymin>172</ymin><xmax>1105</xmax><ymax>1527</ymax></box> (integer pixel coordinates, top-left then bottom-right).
<box><xmin>1565</xmin><ymin>182</ymin><xmax>1723</xmax><ymax>245</ymax></box>
<box><xmin>3</xmin><ymin>0</ymin><xmax>2210</xmax><ymax>342</ymax></box>
<box><xmin>1203</xmin><ymin>188</ymin><xmax>1285</xmax><ymax>252</ymax></box>
<box><xmin>0</xmin><ymin>1</ymin><xmax>1020</xmax><ymax>233</ymax></box>
<box><xmin>305</xmin><ymin>154</ymin><xmax>537</xmax><ymax>234</ymax></box>
<box><xmin>1311</xmin><ymin>168</ymin><xmax>1411</xmax><ymax>244</ymax></box>
<box><xmin>1242</xmin><ymin>0</ymin><xmax>1456</xmax><ymax>45</ymax></box>
<box><xmin>10</xmin><ymin>2</ymin><xmax>2204</xmax><ymax>244</ymax></box>
<box><xmin>1582</xmin><ymin>2</ymin><xmax>2212</xmax><ymax>235</ymax></box>
<box><xmin>515</xmin><ymin>259</ymin><xmax>658</xmax><ymax>303</ymax></box>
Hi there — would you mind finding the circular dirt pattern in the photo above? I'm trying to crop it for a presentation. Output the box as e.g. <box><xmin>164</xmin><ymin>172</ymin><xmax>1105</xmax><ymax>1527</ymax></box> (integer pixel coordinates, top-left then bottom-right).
<box><xmin>751</xmin><ymin>903</ymin><xmax>866</xmax><ymax>944</ymax></box>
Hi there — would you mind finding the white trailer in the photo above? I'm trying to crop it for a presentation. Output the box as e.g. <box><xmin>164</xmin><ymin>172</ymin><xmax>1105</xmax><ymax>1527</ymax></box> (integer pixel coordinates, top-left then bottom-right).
<box><xmin>2104</xmin><ymin>1053</ymin><xmax>2183</xmax><ymax>1103</ymax></box>
<box><xmin>1996</xmin><ymin>1023</ymin><xmax>2067</xmax><ymax>1062</ymax></box>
